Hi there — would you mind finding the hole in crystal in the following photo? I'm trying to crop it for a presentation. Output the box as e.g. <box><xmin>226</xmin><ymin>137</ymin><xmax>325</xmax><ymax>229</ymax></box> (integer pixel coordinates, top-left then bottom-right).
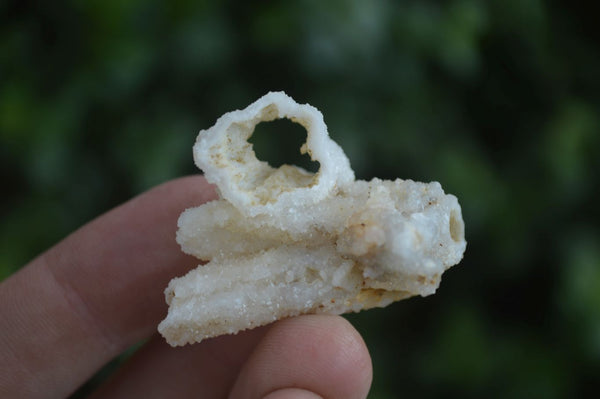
<box><xmin>449</xmin><ymin>210</ymin><xmax>463</xmax><ymax>242</ymax></box>
<box><xmin>249</xmin><ymin>119</ymin><xmax>320</xmax><ymax>173</ymax></box>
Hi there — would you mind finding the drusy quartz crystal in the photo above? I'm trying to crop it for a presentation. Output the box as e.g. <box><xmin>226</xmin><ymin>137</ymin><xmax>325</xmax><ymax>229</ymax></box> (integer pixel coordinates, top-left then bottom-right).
<box><xmin>158</xmin><ymin>92</ymin><xmax>466</xmax><ymax>346</ymax></box>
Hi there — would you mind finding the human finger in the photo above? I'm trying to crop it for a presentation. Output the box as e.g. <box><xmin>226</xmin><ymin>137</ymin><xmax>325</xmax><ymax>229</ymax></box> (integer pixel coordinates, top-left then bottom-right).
<box><xmin>0</xmin><ymin>176</ymin><xmax>216</xmax><ymax>398</ymax></box>
<box><xmin>228</xmin><ymin>315</ymin><xmax>372</xmax><ymax>399</ymax></box>
<box><xmin>88</xmin><ymin>328</ymin><xmax>268</xmax><ymax>399</ymax></box>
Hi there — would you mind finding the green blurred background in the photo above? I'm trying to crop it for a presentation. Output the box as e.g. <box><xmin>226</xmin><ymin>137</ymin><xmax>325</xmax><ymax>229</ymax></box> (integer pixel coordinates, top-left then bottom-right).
<box><xmin>2</xmin><ymin>0</ymin><xmax>600</xmax><ymax>397</ymax></box>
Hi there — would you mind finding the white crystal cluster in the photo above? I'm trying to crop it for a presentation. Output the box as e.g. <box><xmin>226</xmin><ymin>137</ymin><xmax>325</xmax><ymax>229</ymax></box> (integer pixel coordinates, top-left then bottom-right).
<box><xmin>158</xmin><ymin>92</ymin><xmax>466</xmax><ymax>346</ymax></box>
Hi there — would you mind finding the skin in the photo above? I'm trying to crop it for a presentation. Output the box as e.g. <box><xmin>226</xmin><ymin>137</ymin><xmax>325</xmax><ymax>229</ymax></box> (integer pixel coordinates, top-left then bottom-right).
<box><xmin>0</xmin><ymin>176</ymin><xmax>372</xmax><ymax>399</ymax></box>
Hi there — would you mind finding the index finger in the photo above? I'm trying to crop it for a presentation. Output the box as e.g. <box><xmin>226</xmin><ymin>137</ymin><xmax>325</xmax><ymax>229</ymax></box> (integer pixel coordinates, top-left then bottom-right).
<box><xmin>0</xmin><ymin>176</ymin><xmax>216</xmax><ymax>398</ymax></box>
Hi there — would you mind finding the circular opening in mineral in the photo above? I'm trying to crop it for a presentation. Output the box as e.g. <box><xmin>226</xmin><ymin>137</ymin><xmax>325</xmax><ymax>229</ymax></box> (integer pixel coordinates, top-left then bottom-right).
<box><xmin>249</xmin><ymin>118</ymin><xmax>320</xmax><ymax>174</ymax></box>
<box><xmin>449</xmin><ymin>210</ymin><xmax>464</xmax><ymax>242</ymax></box>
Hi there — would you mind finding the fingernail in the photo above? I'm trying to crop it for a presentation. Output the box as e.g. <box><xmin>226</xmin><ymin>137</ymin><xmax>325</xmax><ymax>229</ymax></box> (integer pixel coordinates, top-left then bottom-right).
<box><xmin>262</xmin><ymin>387</ymin><xmax>323</xmax><ymax>399</ymax></box>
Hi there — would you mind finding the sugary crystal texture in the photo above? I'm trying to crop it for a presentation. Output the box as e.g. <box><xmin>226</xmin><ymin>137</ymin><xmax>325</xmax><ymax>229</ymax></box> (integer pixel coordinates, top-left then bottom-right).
<box><xmin>158</xmin><ymin>92</ymin><xmax>466</xmax><ymax>346</ymax></box>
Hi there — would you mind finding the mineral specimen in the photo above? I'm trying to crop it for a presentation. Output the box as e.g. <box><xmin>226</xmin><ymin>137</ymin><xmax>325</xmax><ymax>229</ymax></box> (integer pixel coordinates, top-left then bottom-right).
<box><xmin>158</xmin><ymin>92</ymin><xmax>466</xmax><ymax>346</ymax></box>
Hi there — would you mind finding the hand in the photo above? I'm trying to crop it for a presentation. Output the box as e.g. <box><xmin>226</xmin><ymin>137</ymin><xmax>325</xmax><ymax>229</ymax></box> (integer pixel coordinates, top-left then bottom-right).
<box><xmin>0</xmin><ymin>176</ymin><xmax>372</xmax><ymax>399</ymax></box>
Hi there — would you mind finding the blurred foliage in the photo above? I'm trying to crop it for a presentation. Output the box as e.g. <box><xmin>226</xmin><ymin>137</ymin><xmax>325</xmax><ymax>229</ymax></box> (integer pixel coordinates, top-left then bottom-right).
<box><xmin>2</xmin><ymin>0</ymin><xmax>600</xmax><ymax>397</ymax></box>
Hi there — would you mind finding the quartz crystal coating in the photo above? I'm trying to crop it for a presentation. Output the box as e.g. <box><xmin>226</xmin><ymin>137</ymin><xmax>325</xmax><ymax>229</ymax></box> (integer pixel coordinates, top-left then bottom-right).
<box><xmin>158</xmin><ymin>92</ymin><xmax>466</xmax><ymax>346</ymax></box>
